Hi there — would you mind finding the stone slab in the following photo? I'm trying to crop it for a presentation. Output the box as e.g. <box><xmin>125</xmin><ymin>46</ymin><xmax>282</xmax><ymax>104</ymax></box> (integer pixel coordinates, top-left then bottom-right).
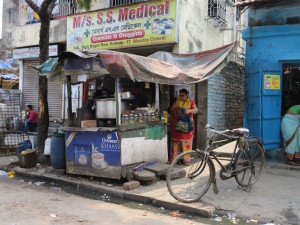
<box><xmin>161</xmin><ymin>167</ymin><xmax>186</xmax><ymax>180</ymax></box>
<box><xmin>123</xmin><ymin>181</ymin><xmax>140</xmax><ymax>190</ymax></box>
<box><xmin>133</xmin><ymin>170</ymin><xmax>156</xmax><ymax>182</ymax></box>
<box><xmin>144</xmin><ymin>163</ymin><xmax>170</xmax><ymax>176</ymax></box>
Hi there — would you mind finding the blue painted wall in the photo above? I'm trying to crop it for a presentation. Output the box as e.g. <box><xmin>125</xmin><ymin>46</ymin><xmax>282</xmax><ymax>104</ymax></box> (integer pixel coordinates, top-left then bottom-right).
<box><xmin>241</xmin><ymin>23</ymin><xmax>300</xmax><ymax>150</ymax></box>
<box><xmin>242</xmin><ymin>24</ymin><xmax>300</xmax><ymax>66</ymax></box>
<box><xmin>248</xmin><ymin>3</ymin><xmax>300</xmax><ymax>26</ymax></box>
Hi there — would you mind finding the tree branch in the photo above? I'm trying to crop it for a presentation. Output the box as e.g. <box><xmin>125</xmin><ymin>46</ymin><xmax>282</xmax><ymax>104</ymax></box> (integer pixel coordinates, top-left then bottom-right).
<box><xmin>40</xmin><ymin>0</ymin><xmax>56</xmax><ymax>11</ymax></box>
<box><xmin>38</xmin><ymin>0</ymin><xmax>56</xmax><ymax>21</ymax></box>
<box><xmin>48</xmin><ymin>0</ymin><xmax>57</xmax><ymax>15</ymax></box>
<box><xmin>24</xmin><ymin>0</ymin><xmax>40</xmax><ymax>13</ymax></box>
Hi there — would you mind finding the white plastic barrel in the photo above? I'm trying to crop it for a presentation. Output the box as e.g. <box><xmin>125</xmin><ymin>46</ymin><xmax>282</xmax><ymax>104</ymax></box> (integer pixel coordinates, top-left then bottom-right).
<box><xmin>44</xmin><ymin>137</ymin><xmax>52</xmax><ymax>155</ymax></box>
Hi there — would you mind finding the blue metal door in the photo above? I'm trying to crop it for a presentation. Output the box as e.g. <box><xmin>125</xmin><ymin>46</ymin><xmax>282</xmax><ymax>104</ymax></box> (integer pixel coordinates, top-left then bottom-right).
<box><xmin>246</xmin><ymin>63</ymin><xmax>282</xmax><ymax>150</ymax></box>
<box><xmin>245</xmin><ymin>64</ymin><xmax>262</xmax><ymax>140</ymax></box>
<box><xmin>261</xmin><ymin>63</ymin><xmax>282</xmax><ymax>150</ymax></box>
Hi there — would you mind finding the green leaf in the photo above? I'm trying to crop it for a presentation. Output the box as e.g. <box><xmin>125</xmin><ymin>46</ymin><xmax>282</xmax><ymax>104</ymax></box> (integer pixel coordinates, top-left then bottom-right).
<box><xmin>77</xmin><ymin>0</ymin><xmax>92</xmax><ymax>11</ymax></box>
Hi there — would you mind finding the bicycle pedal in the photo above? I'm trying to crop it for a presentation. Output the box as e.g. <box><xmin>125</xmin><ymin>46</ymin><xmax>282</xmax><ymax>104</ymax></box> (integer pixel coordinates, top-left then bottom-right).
<box><xmin>220</xmin><ymin>171</ymin><xmax>233</xmax><ymax>180</ymax></box>
<box><xmin>223</xmin><ymin>172</ymin><xmax>231</xmax><ymax>177</ymax></box>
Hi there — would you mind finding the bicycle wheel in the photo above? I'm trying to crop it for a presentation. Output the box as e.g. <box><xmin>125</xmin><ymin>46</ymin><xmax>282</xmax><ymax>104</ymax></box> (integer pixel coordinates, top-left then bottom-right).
<box><xmin>234</xmin><ymin>143</ymin><xmax>265</xmax><ymax>187</ymax></box>
<box><xmin>166</xmin><ymin>150</ymin><xmax>213</xmax><ymax>203</ymax></box>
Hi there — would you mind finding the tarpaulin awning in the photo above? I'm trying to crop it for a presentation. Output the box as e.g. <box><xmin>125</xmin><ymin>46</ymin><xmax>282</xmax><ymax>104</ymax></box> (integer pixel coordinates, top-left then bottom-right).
<box><xmin>0</xmin><ymin>60</ymin><xmax>11</xmax><ymax>69</ymax></box>
<box><xmin>40</xmin><ymin>43</ymin><xmax>234</xmax><ymax>85</ymax></box>
<box><xmin>235</xmin><ymin>0</ymin><xmax>279</xmax><ymax>7</ymax></box>
<box><xmin>0</xmin><ymin>60</ymin><xmax>19</xmax><ymax>88</ymax></box>
<box><xmin>0</xmin><ymin>60</ymin><xmax>19</xmax><ymax>75</ymax></box>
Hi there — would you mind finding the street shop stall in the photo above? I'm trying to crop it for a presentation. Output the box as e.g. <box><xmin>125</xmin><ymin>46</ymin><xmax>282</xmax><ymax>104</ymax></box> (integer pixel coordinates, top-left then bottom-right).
<box><xmin>0</xmin><ymin>60</ymin><xmax>19</xmax><ymax>89</ymax></box>
<box><xmin>0</xmin><ymin>61</ymin><xmax>24</xmax><ymax>155</ymax></box>
<box><xmin>39</xmin><ymin>44</ymin><xmax>233</xmax><ymax>179</ymax></box>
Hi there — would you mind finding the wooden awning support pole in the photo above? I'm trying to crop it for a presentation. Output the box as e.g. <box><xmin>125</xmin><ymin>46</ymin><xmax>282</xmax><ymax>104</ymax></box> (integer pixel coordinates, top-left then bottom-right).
<box><xmin>66</xmin><ymin>75</ymin><xmax>73</xmax><ymax>126</ymax></box>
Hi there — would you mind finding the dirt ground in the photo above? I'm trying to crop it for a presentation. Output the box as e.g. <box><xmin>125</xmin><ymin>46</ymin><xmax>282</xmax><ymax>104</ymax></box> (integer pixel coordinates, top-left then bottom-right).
<box><xmin>0</xmin><ymin>176</ymin><xmax>208</xmax><ymax>225</ymax></box>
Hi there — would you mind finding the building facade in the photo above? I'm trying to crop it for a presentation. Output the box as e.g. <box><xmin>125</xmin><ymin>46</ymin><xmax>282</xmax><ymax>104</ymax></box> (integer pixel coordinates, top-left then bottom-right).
<box><xmin>6</xmin><ymin>0</ymin><xmax>246</xmax><ymax>147</ymax></box>
<box><xmin>238</xmin><ymin>0</ymin><xmax>300</xmax><ymax>158</ymax></box>
<box><xmin>0</xmin><ymin>0</ymin><xmax>19</xmax><ymax>62</ymax></box>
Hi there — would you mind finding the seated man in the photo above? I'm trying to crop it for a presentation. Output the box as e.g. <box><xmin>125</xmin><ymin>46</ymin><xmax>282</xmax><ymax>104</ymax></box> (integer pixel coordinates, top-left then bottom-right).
<box><xmin>24</xmin><ymin>104</ymin><xmax>38</xmax><ymax>133</ymax></box>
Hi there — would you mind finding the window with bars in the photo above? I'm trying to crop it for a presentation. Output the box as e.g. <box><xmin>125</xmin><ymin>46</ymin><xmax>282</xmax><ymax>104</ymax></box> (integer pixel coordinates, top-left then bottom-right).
<box><xmin>207</xmin><ymin>0</ymin><xmax>227</xmax><ymax>22</ymax></box>
<box><xmin>110</xmin><ymin>0</ymin><xmax>150</xmax><ymax>7</ymax></box>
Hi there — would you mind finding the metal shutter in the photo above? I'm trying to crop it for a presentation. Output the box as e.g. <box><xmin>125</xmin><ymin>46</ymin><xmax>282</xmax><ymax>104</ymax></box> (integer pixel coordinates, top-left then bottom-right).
<box><xmin>23</xmin><ymin>59</ymin><xmax>62</xmax><ymax>121</ymax></box>
<box><xmin>23</xmin><ymin>59</ymin><xmax>39</xmax><ymax>113</ymax></box>
<box><xmin>48</xmin><ymin>79</ymin><xmax>62</xmax><ymax>120</ymax></box>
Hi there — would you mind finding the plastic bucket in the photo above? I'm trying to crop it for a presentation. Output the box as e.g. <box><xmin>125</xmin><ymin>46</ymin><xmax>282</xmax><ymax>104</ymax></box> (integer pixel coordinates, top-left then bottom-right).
<box><xmin>50</xmin><ymin>133</ymin><xmax>66</xmax><ymax>169</ymax></box>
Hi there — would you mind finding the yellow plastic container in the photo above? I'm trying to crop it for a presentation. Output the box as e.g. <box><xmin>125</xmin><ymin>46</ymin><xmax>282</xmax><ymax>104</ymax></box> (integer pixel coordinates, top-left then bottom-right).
<box><xmin>163</xmin><ymin>111</ymin><xmax>168</xmax><ymax>124</ymax></box>
<box><xmin>8</xmin><ymin>171</ymin><xmax>15</xmax><ymax>176</ymax></box>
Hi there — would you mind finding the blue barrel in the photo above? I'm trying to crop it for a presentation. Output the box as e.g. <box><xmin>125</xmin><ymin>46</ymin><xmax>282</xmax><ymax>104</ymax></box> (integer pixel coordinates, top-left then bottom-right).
<box><xmin>33</xmin><ymin>134</ymin><xmax>37</xmax><ymax>149</ymax></box>
<box><xmin>50</xmin><ymin>133</ymin><xmax>66</xmax><ymax>169</ymax></box>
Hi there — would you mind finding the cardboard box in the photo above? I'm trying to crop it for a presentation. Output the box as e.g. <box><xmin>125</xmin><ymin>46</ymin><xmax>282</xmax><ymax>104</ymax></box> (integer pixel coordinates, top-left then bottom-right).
<box><xmin>81</xmin><ymin>120</ymin><xmax>97</xmax><ymax>129</ymax></box>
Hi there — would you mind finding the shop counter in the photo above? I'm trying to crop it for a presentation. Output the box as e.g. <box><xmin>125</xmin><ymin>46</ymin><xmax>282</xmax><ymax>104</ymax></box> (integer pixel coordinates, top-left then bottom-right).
<box><xmin>60</xmin><ymin>123</ymin><xmax>168</xmax><ymax>179</ymax></box>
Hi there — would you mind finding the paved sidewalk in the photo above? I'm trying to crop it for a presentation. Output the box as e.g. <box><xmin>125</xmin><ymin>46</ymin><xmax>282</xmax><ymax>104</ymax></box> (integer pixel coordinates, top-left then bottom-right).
<box><xmin>1</xmin><ymin>142</ymin><xmax>300</xmax><ymax>224</ymax></box>
<box><xmin>0</xmin><ymin>155</ymin><xmax>18</xmax><ymax>170</ymax></box>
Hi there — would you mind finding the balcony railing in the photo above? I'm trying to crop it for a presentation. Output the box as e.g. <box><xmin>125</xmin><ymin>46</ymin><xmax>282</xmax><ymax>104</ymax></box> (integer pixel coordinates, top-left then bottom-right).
<box><xmin>24</xmin><ymin>0</ymin><xmax>151</xmax><ymax>24</ymax></box>
<box><xmin>110</xmin><ymin>0</ymin><xmax>149</xmax><ymax>7</ymax></box>
<box><xmin>52</xmin><ymin>0</ymin><xmax>77</xmax><ymax>20</ymax></box>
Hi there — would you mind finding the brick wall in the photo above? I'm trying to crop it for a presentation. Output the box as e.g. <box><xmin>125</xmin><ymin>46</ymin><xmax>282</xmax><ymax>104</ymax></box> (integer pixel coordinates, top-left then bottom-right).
<box><xmin>207</xmin><ymin>62</ymin><xmax>246</xmax><ymax>131</ymax></box>
<box><xmin>223</xmin><ymin>62</ymin><xmax>246</xmax><ymax>129</ymax></box>
<box><xmin>208</xmin><ymin>70</ymin><xmax>226</xmax><ymax>130</ymax></box>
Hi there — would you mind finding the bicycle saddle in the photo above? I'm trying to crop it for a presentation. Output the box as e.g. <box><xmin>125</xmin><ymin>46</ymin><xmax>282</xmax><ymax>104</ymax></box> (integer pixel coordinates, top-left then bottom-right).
<box><xmin>232</xmin><ymin>128</ymin><xmax>249</xmax><ymax>135</ymax></box>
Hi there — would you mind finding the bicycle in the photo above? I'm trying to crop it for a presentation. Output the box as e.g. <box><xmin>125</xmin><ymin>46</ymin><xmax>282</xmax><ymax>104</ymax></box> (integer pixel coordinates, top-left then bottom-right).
<box><xmin>166</xmin><ymin>125</ymin><xmax>265</xmax><ymax>203</ymax></box>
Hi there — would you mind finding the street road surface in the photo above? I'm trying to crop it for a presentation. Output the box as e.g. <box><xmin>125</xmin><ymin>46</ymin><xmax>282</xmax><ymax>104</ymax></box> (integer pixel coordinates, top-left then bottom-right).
<box><xmin>0</xmin><ymin>176</ymin><xmax>208</xmax><ymax>225</ymax></box>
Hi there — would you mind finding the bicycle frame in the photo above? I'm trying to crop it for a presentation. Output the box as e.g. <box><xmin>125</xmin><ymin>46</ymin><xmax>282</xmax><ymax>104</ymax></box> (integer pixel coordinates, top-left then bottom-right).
<box><xmin>201</xmin><ymin>129</ymin><xmax>256</xmax><ymax>175</ymax></box>
<box><xmin>166</xmin><ymin>126</ymin><xmax>265</xmax><ymax>203</ymax></box>
<box><xmin>191</xmin><ymin>127</ymin><xmax>262</xmax><ymax>181</ymax></box>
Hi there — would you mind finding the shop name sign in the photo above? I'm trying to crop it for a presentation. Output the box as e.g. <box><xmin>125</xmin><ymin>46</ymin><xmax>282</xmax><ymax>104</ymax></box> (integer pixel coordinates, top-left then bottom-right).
<box><xmin>13</xmin><ymin>45</ymin><xmax>58</xmax><ymax>59</ymax></box>
<box><xmin>67</xmin><ymin>0</ymin><xmax>177</xmax><ymax>50</ymax></box>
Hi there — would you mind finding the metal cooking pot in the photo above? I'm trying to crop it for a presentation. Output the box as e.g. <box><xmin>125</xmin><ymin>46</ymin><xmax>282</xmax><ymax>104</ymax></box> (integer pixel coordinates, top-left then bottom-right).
<box><xmin>121</xmin><ymin>91</ymin><xmax>133</xmax><ymax>99</ymax></box>
<box><xmin>95</xmin><ymin>98</ymin><xmax>127</xmax><ymax>119</ymax></box>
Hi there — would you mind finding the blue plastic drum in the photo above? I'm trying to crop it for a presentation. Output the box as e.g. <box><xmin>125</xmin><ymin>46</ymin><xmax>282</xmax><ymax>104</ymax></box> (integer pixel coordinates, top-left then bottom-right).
<box><xmin>33</xmin><ymin>134</ymin><xmax>37</xmax><ymax>149</ymax></box>
<box><xmin>50</xmin><ymin>133</ymin><xmax>66</xmax><ymax>169</ymax></box>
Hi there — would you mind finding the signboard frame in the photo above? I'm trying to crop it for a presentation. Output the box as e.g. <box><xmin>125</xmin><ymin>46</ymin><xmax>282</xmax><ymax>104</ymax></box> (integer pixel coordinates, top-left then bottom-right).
<box><xmin>67</xmin><ymin>0</ymin><xmax>178</xmax><ymax>51</ymax></box>
<box><xmin>13</xmin><ymin>45</ymin><xmax>58</xmax><ymax>59</ymax></box>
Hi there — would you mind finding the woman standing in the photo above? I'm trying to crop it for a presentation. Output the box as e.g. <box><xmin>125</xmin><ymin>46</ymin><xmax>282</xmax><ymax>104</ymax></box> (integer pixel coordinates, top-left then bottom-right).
<box><xmin>281</xmin><ymin>104</ymin><xmax>300</xmax><ymax>166</ymax></box>
<box><xmin>170</xmin><ymin>89</ymin><xmax>198</xmax><ymax>165</ymax></box>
